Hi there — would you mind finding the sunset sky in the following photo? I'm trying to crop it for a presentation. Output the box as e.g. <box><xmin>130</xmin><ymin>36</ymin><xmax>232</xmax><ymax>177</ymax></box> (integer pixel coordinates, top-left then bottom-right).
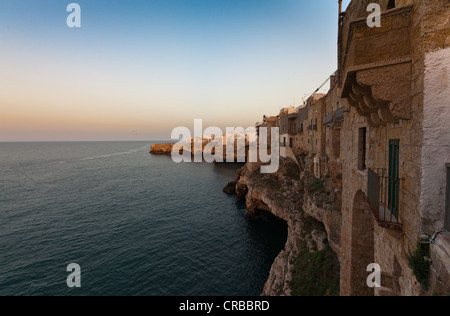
<box><xmin>0</xmin><ymin>0</ymin><xmax>351</xmax><ymax>141</ymax></box>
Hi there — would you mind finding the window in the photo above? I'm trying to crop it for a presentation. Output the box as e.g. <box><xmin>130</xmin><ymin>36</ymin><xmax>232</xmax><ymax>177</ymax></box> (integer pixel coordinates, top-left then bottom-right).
<box><xmin>358</xmin><ymin>127</ymin><xmax>367</xmax><ymax>170</ymax></box>
<box><xmin>283</xmin><ymin>137</ymin><xmax>286</xmax><ymax>147</ymax></box>
<box><xmin>389</xmin><ymin>139</ymin><xmax>400</xmax><ymax>218</ymax></box>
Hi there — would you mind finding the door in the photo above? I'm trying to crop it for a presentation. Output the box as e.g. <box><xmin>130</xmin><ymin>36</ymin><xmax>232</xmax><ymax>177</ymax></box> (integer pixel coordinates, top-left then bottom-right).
<box><xmin>388</xmin><ymin>139</ymin><xmax>400</xmax><ymax>218</ymax></box>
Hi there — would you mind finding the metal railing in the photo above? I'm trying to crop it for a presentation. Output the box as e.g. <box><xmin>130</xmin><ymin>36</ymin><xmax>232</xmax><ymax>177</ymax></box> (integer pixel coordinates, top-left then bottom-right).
<box><xmin>368</xmin><ymin>168</ymin><xmax>403</xmax><ymax>230</ymax></box>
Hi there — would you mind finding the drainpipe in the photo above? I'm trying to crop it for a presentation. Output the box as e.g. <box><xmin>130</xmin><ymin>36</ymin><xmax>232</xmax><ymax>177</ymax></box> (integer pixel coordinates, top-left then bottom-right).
<box><xmin>446</xmin><ymin>164</ymin><xmax>450</xmax><ymax>231</ymax></box>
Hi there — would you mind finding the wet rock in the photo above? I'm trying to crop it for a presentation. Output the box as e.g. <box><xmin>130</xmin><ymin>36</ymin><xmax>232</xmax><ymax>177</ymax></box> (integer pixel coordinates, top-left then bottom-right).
<box><xmin>150</xmin><ymin>143</ymin><xmax>175</xmax><ymax>155</ymax></box>
<box><xmin>223</xmin><ymin>181</ymin><xmax>236</xmax><ymax>195</ymax></box>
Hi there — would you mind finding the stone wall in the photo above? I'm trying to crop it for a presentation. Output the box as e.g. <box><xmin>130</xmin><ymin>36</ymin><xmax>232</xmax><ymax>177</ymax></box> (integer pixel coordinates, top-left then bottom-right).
<box><xmin>420</xmin><ymin>44</ymin><xmax>450</xmax><ymax>235</ymax></box>
<box><xmin>338</xmin><ymin>0</ymin><xmax>450</xmax><ymax>296</ymax></box>
<box><xmin>307</xmin><ymin>97</ymin><xmax>326</xmax><ymax>155</ymax></box>
<box><xmin>249</xmin><ymin>0</ymin><xmax>450</xmax><ymax>295</ymax></box>
<box><xmin>339</xmin><ymin>0</ymin><xmax>425</xmax><ymax>296</ymax></box>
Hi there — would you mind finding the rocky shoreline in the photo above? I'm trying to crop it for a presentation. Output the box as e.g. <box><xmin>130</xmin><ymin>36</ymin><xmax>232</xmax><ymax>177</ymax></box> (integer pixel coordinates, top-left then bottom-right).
<box><xmin>224</xmin><ymin>156</ymin><xmax>341</xmax><ymax>296</ymax></box>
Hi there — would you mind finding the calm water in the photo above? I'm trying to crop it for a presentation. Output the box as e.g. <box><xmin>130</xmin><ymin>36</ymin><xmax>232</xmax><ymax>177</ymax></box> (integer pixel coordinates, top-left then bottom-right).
<box><xmin>0</xmin><ymin>142</ymin><xmax>287</xmax><ymax>296</ymax></box>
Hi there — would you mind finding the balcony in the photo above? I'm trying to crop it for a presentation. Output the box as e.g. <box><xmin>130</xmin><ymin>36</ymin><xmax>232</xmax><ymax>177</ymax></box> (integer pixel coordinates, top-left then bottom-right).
<box><xmin>367</xmin><ymin>168</ymin><xmax>403</xmax><ymax>230</ymax></box>
<box><xmin>335</xmin><ymin>106</ymin><xmax>345</xmax><ymax>122</ymax></box>
<box><xmin>324</xmin><ymin>112</ymin><xmax>333</xmax><ymax>126</ymax></box>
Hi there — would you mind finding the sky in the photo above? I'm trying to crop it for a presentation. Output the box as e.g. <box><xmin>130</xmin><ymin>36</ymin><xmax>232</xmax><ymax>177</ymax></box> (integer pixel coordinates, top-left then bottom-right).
<box><xmin>0</xmin><ymin>0</ymin><xmax>351</xmax><ymax>141</ymax></box>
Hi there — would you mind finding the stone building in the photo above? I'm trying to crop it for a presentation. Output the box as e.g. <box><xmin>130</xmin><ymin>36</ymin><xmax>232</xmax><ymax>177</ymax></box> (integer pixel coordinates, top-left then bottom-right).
<box><xmin>337</xmin><ymin>0</ymin><xmax>450</xmax><ymax>296</ymax></box>
<box><xmin>252</xmin><ymin>0</ymin><xmax>450</xmax><ymax>296</ymax></box>
<box><xmin>279</xmin><ymin>112</ymin><xmax>289</xmax><ymax>148</ymax></box>
<box><xmin>306</xmin><ymin>93</ymin><xmax>326</xmax><ymax>155</ymax></box>
<box><xmin>295</xmin><ymin>105</ymin><xmax>309</xmax><ymax>153</ymax></box>
<box><xmin>306</xmin><ymin>94</ymin><xmax>326</xmax><ymax>178</ymax></box>
<box><xmin>256</xmin><ymin>115</ymin><xmax>278</xmax><ymax>149</ymax></box>
<box><xmin>279</xmin><ymin>107</ymin><xmax>297</xmax><ymax>149</ymax></box>
<box><xmin>322</xmin><ymin>74</ymin><xmax>345</xmax><ymax>210</ymax></box>
<box><xmin>324</xmin><ymin>74</ymin><xmax>344</xmax><ymax>161</ymax></box>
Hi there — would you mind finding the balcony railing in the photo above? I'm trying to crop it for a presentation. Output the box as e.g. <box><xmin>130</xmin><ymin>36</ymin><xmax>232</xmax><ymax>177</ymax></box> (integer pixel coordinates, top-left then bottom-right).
<box><xmin>368</xmin><ymin>168</ymin><xmax>403</xmax><ymax>230</ymax></box>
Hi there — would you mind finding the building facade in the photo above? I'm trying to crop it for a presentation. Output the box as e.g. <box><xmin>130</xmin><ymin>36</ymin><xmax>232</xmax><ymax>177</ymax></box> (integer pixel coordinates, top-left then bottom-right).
<box><xmin>338</xmin><ymin>0</ymin><xmax>450</xmax><ymax>296</ymax></box>
<box><xmin>253</xmin><ymin>0</ymin><xmax>450</xmax><ymax>296</ymax></box>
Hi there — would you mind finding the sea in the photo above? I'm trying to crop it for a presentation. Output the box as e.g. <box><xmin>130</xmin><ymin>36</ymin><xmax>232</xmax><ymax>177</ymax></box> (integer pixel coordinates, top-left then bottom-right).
<box><xmin>0</xmin><ymin>142</ymin><xmax>287</xmax><ymax>296</ymax></box>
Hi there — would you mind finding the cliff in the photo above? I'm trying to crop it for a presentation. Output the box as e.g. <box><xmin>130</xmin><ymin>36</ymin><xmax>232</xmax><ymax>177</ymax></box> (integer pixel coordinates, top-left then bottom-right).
<box><xmin>229</xmin><ymin>156</ymin><xmax>342</xmax><ymax>296</ymax></box>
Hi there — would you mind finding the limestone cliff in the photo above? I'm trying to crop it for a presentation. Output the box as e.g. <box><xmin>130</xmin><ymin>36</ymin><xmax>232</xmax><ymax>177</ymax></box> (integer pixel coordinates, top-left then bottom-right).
<box><xmin>230</xmin><ymin>156</ymin><xmax>341</xmax><ymax>296</ymax></box>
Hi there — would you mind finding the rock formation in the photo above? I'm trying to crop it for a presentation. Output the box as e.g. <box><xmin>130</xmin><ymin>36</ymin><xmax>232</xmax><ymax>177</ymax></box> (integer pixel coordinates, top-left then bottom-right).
<box><xmin>230</xmin><ymin>156</ymin><xmax>341</xmax><ymax>296</ymax></box>
<box><xmin>149</xmin><ymin>143</ymin><xmax>175</xmax><ymax>155</ymax></box>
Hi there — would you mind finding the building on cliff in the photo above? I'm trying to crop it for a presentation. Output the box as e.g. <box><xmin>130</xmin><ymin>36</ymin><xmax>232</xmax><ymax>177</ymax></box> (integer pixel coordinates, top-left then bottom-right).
<box><xmin>324</xmin><ymin>73</ymin><xmax>344</xmax><ymax>161</ymax></box>
<box><xmin>305</xmin><ymin>94</ymin><xmax>326</xmax><ymax>178</ymax></box>
<box><xmin>279</xmin><ymin>107</ymin><xmax>297</xmax><ymax>149</ymax></box>
<box><xmin>256</xmin><ymin>115</ymin><xmax>278</xmax><ymax>149</ymax></box>
<box><xmin>253</xmin><ymin>0</ymin><xmax>450</xmax><ymax>296</ymax></box>
<box><xmin>296</xmin><ymin>105</ymin><xmax>309</xmax><ymax>153</ymax></box>
<box><xmin>336</xmin><ymin>0</ymin><xmax>450</xmax><ymax>296</ymax></box>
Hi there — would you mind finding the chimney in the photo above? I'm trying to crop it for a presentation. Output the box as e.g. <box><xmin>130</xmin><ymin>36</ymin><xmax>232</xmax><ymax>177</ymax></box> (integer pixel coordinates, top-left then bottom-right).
<box><xmin>338</xmin><ymin>0</ymin><xmax>342</xmax><ymax>15</ymax></box>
